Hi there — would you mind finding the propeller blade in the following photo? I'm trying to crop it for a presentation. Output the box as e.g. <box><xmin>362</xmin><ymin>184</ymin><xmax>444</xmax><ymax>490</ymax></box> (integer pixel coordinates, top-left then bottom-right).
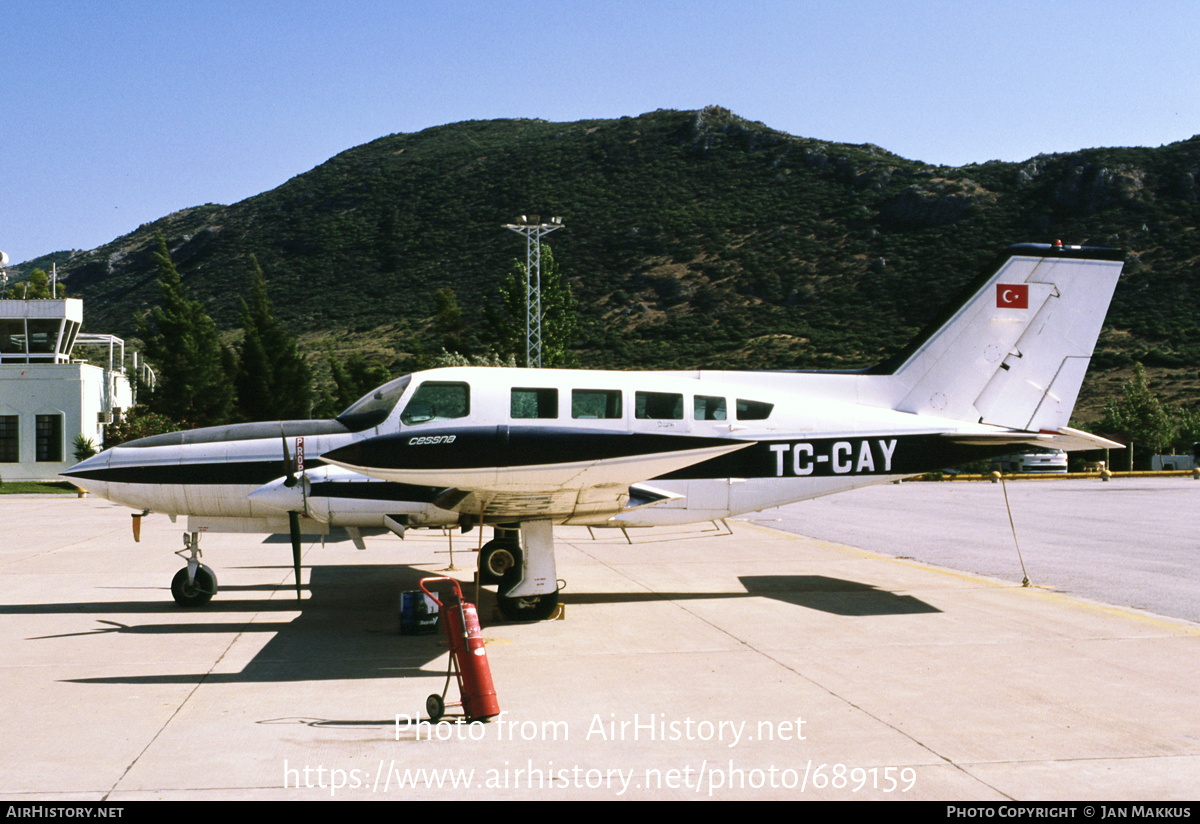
<box><xmin>281</xmin><ymin>435</ymin><xmax>298</xmax><ymax>488</ymax></box>
<box><xmin>288</xmin><ymin>510</ymin><xmax>303</xmax><ymax>601</ymax></box>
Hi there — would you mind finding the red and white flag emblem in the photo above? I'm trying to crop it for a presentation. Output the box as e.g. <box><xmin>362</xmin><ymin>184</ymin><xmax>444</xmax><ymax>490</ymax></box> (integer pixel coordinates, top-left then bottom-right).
<box><xmin>996</xmin><ymin>284</ymin><xmax>1028</xmax><ymax>309</ymax></box>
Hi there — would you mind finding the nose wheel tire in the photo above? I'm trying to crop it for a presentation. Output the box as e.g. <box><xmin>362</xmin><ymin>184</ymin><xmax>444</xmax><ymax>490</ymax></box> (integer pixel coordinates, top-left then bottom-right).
<box><xmin>171</xmin><ymin>565</ymin><xmax>218</xmax><ymax>607</ymax></box>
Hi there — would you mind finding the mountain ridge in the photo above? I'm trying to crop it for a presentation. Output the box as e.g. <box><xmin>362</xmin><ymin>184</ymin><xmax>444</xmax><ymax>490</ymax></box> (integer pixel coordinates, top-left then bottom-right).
<box><xmin>10</xmin><ymin>106</ymin><xmax>1200</xmax><ymax>416</ymax></box>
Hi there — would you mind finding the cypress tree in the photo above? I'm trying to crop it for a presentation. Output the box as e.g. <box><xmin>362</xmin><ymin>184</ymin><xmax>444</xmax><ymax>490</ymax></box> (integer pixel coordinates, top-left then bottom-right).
<box><xmin>137</xmin><ymin>232</ymin><xmax>235</xmax><ymax>427</ymax></box>
<box><xmin>235</xmin><ymin>256</ymin><xmax>312</xmax><ymax>421</ymax></box>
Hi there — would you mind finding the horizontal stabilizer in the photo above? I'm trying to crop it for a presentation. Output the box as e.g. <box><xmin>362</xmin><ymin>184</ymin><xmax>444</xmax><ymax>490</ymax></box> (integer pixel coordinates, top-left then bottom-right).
<box><xmin>627</xmin><ymin>483</ymin><xmax>683</xmax><ymax>509</ymax></box>
<box><xmin>941</xmin><ymin>426</ymin><xmax>1123</xmax><ymax>452</ymax></box>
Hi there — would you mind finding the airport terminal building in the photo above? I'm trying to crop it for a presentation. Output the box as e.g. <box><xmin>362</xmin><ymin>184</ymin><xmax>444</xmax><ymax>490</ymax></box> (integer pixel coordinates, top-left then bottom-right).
<box><xmin>0</xmin><ymin>298</ymin><xmax>133</xmax><ymax>482</ymax></box>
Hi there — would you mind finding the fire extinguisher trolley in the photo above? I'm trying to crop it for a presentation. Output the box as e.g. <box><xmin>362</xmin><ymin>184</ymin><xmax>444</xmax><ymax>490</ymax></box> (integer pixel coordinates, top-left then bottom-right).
<box><xmin>420</xmin><ymin>576</ymin><xmax>500</xmax><ymax>722</ymax></box>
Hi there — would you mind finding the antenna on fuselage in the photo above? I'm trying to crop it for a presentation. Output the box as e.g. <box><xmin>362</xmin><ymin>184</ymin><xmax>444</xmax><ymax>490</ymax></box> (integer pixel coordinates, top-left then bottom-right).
<box><xmin>503</xmin><ymin>215</ymin><xmax>563</xmax><ymax>368</ymax></box>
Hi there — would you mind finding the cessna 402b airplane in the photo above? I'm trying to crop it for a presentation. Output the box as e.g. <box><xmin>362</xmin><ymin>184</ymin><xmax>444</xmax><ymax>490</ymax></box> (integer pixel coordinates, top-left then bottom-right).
<box><xmin>64</xmin><ymin>242</ymin><xmax>1124</xmax><ymax>621</ymax></box>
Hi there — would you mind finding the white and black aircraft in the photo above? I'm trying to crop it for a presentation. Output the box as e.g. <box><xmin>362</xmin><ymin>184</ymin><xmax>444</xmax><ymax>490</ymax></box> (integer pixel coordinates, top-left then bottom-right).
<box><xmin>64</xmin><ymin>242</ymin><xmax>1125</xmax><ymax>620</ymax></box>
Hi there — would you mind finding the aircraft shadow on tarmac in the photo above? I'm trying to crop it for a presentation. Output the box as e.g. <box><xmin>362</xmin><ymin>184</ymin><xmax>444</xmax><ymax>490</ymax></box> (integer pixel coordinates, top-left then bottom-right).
<box><xmin>8</xmin><ymin>565</ymin><xmax>939</xmax><ymax>685</ymax></box>
<box><xmin>738</xmin><ymin>575</ymin><xmax>941</xmax><ymax>616</ymax></box>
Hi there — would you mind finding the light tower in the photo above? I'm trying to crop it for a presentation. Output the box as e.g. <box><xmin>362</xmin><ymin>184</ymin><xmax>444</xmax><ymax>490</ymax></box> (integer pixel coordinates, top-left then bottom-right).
<box><xmin>503</xmin><ymin>215</ymin><xmax>562</xmax><ymax>368</ymax></box>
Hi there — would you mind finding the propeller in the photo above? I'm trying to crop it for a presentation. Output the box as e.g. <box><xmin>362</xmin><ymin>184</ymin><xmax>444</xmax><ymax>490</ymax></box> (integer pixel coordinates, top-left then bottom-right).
<box><xmin>280</xmin><ymin>434</ymin><xmax>306</xmax><ymax>601</ymax></box>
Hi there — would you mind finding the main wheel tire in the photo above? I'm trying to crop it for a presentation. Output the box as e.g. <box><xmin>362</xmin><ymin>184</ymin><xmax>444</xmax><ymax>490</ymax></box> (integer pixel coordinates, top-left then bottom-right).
<box><xmin>171</xmin><ymin>565</ymin><xmax>217</xmax><ymax>607</ymax></box>
<box><xmin>496</xmin><ymin>590</ymin><xmax>559</xmax><ymax>622</ymax></box>
<box><xmin>478</xmin><ymin>539</ymin><xmax>520</xmax><ymax>585</ymax></box>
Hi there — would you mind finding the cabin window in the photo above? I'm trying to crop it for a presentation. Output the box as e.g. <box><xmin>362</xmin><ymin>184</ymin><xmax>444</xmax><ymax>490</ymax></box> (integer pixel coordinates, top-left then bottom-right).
<box><xmin>35</xmin><ymin>414</ymin><xmax>62</xmax><ymax>462</ymax></box>
<box><xmin>693</xmin><ymin>395</ymin><xmax>727</xmax><ymax>421</ymax></box>
<box><xmin>635</xmin><ymin>391</ymin><xmax>683</xmax><ymax>420</ymax></box>
<box><xmin>400</xmin><ymin>381</ymin><xmax>470</xmax><ymax>425</ymax></box>
<box><xmin>0</xmin><ymin>416</ymin><xmax>17</xmax><ymax>462</ymax></box>
<box><xmin>511</xmin><ymin>387</ymin><xmax>558</xmax><ymax>419</ymax></box>
<box><xmin>736</xmin><ymin>399</ymin><xmax>773</xmax><ymax>421</ymax></box>
<box><xmin>572</xmin><ymin>389</ymin><xmax>622</xmax><ymax>419</ymax></box>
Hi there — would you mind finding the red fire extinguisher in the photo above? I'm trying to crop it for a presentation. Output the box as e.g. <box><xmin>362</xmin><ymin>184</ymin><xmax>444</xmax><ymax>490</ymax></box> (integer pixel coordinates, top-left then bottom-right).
<box><xmin>419</xmin><ymin>576</ymin><xmax>500</xmax><ymax>722</ymax></box>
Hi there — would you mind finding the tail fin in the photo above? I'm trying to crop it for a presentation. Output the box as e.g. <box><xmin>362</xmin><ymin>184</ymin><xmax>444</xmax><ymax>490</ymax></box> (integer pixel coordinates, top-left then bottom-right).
<box><xmin>885</xmin><ymin>243</ymin><xmax>1123</xmax><ymax>431</ymax></box>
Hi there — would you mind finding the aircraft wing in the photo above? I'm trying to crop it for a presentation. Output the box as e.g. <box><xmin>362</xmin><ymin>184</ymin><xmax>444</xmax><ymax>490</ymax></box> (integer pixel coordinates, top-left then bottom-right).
<box><xmin>322</xmin><ymin>427</ymin><xmax>751</xmax><ymax>519</ymax></box>
<box><xmin>427</xmin><ymin>482</ymin><xmax>681</xmax><ymax>521</ymax></box>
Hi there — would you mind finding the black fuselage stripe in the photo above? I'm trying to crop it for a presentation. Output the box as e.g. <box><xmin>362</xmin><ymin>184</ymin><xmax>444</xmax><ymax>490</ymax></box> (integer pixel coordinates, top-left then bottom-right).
<box><xmin>63</xmin><ymin>434</ymin><xmax>1023</xmax><ymax>488</ymax></box>
<box><xmin>321</xmin><ymin>427</ymin><xmax>742</xmax><ymax>472</ymax></box>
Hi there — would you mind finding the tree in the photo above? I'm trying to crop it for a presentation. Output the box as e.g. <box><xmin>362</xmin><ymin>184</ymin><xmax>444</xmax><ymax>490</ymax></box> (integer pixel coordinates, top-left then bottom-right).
<box><xmin>1174</xmin><ymin>404</ymin><xmax>1200</xmax><ymax>453</ymax></box>
<box><xmin>433</xmin><ymin>286</ymin><xmax>465</xmax><ymax>354</ymax></box>
<box><xmin>235</xmin><ymin>256</ymin><xmax>313</xmax><ymax>421</ymax></box>
<box><xmin>102</xmin><ymin>407</ymin><xmax>180</xmax><ymax>447</ymax></box>
<box><xmin>4</xmin><ymin>268</ymin><xmax>63</xmax><ymax>299</ymax></box>
<box><xmin>486</xmin><ymin>243</ymin><xmax>578</xmax><ymax>367</ymax></box>
<box><xmin>136</xmin><ymin>232</ymin><xmax>235</xmax><ymax>427</ymax></box>
<box><xmin>1098</xmin><ymin>363</ymin><xmax>1176</xmax><ymax>462</ymax></box>
<box><xmin>312</xmin><ymin>350</ymin><xmax>394</xmax><ymax>418</ymax></box>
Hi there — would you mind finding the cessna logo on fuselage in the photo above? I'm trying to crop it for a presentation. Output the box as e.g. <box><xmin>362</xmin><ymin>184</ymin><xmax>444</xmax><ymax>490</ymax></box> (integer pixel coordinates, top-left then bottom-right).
<box><xmin>769</xmin><ymin>439</ymin><xmax>897</xmax><ymax>476</ymax></box>
<box><xmin>408</xmin><ymin>435</ymin><xmax>457</xmax><ymax>446</ymax></box>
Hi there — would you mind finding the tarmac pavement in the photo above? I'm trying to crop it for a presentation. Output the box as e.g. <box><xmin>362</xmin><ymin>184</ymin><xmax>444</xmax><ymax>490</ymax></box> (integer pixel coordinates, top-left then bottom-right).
<box><xmin>1</xmin><ymin>492</ymin><xmax>1197</xmax><ymax>800</ymax></box>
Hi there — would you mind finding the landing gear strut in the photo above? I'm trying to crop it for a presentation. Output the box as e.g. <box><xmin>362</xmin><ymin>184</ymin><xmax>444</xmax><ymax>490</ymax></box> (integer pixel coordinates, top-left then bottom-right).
<box><xmin>172</xmin><ymin>531</ymin><xmax>218</xmax><ymax>607</ymax></box>
<box><xmin>488</xmin><ymin>521</ymin><xmax>560</xmax><ymax>622</ymax></box>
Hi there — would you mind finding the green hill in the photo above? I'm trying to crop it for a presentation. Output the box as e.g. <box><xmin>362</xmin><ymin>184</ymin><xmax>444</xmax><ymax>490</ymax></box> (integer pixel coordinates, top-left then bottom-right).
<box><xmin>14</xmin><ymin>106</ymin><xmax>1200</xmax><ymax>418</ymax></box>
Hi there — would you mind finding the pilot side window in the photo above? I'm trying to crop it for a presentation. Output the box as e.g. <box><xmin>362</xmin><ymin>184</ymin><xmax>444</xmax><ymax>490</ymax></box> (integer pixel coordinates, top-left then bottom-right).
<box><xmin>635</xmin><ymin>391</ymin><xmax>683</xmax><ymax>420</ymax></box>
<box><xmin>511</xmin><ymin>388</ymin><xmax>558</xmax><ymax>419</ymax></box>
<box><xmin>400</xmin><ymin>382</ymin><xmax>470</xmax><ymax>425</ymax></box>
<box><xmin>693</xmin><ymin>395</ymin><xmax>727</xmax><ymax>421</ymax></box>
<box><xmin>736</xmin><ymin>399</ymin><xmax>773</xmax><ymax>421</ymax></box>
<box><xmin>572</xmin><ymin>389</ymin><xmax>622</xmax><ymax>419</ymax></box>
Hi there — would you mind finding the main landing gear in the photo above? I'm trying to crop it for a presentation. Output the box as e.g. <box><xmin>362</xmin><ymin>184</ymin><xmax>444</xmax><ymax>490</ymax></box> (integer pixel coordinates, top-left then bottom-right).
<box><xmin>171</xmin><ymin>531</ymin><xmax>218</xmax><ymax>607</ymax></box>
<box><xmin>478</xmin><ymin>523</ymin><xmax>560</xmax><ymax>622</ymax></box>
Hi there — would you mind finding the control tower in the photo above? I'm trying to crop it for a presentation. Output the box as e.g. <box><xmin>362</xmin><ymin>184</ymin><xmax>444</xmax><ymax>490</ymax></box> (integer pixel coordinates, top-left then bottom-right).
<box><xmin>0</xmin><ymin>294</ymin><xmax>134</xmax><ymax>481</ymax></box>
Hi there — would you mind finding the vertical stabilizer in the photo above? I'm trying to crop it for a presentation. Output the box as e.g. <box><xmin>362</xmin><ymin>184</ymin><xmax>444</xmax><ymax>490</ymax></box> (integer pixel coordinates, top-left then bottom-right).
<box><xmin>886</xmin><ymin>244</ymin><xmax>1123</xmax><ymax>430</ymax></box>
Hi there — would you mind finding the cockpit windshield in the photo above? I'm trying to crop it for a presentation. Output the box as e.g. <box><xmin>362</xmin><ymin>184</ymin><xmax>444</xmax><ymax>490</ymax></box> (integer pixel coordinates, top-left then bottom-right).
<box><xmin>336</xmin><ymin>375</ymin><xmax>412</xmax><ymax>432</ymax></box>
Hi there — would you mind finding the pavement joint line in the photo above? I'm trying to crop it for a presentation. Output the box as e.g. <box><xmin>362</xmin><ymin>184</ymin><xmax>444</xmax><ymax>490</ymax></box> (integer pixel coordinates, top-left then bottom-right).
<box><xmin>103</xmin><ymin>602</ymin><xmax>271</xmax><ymax>800</ymax></box>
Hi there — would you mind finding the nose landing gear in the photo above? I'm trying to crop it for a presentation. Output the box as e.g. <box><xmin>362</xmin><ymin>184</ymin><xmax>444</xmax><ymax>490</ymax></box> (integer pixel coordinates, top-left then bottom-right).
<box><xmin>172</xmin><ymin>531</ymin><xmax>218</xmax><ymax>607</ymax></box>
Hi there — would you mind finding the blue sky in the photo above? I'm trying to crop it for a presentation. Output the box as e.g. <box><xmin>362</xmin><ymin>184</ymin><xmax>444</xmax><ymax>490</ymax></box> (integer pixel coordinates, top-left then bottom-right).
<box><xmin>2</xmin><ymin>0</ymin><xmax>1197</xmax><ymax>264</ymax></box>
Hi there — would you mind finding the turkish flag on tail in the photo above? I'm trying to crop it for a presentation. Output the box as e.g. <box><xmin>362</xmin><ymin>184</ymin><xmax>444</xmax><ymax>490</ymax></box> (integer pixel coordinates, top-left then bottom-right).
<box><xmin>996</xmin><ymin>284</ymin><xmax>1028</xmax><ymax>308</ymax></box>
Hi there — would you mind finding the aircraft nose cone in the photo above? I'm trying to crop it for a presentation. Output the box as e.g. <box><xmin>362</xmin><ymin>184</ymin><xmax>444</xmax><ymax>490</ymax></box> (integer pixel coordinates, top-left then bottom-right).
<box><xmin>60</xmin><ymin>450</ymin><xmax>112</xmax><ymax>496</ymax></box>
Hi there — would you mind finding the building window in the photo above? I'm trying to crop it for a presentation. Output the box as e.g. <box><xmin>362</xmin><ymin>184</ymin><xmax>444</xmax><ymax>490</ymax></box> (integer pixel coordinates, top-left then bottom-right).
<box><xmin>36</xmin><ymin>414</ymin><xmax>62</xmax><ymax>462</ymax></box>
<box><xmin>0</xmin><ymin>416</ymin><xmax>17</xmax><ymax>462</ymax></box>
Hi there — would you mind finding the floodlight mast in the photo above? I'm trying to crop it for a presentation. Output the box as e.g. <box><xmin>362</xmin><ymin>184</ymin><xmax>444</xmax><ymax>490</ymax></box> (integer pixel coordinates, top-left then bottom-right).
<box><xmin>503</xmin><ymin>215</ymin><xmax>562</xmax><ymax>368</ymax></box>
